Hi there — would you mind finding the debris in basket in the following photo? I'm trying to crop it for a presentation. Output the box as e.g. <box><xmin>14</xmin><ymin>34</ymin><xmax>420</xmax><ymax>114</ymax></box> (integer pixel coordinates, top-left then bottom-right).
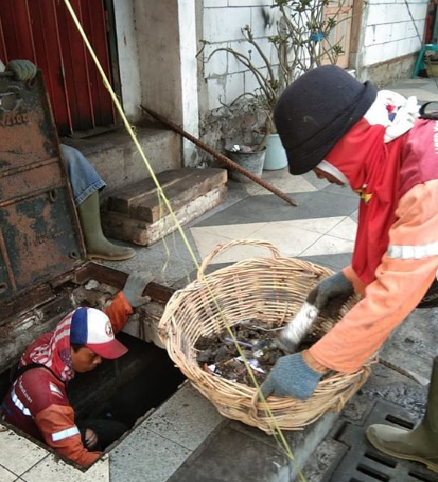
<box><xmin>195</xmin><ymin>320</ymin><xmax>319</xmax><ymax>386</ymax></box>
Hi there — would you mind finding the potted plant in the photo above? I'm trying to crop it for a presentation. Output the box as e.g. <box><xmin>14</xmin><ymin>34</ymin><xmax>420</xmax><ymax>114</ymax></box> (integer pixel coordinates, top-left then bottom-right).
<box><xmin>198</xmin><ymin>0</ymin><xmax>350</xmax><ymax>170</ymax></box>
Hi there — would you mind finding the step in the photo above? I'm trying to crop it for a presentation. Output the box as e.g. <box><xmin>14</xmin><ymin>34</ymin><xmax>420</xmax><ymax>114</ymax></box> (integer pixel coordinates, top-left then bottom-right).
<box><xmin>61</xmin><ymin>125</ymin><xmax>181</xmax><ymax>197</ymax></box>
<box><xmin>102</xmin><ymin>168</ymin><xmax>228</xmax><ymax>246</ymax></box>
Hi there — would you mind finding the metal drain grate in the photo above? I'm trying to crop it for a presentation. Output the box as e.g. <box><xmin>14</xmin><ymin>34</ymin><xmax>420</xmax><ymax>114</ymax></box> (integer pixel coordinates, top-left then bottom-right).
<box><xmin>328</xmin><ymin>401</ymin><xmax>438</xmax><ymax>482</ymax></box>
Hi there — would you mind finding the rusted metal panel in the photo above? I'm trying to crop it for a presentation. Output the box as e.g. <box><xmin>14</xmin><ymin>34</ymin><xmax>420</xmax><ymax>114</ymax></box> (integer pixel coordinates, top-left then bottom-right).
<box><xmin>0</xmin><ymin>71</ymin><xmax>173</xmax><ymax>379</ymax></box>
<box><xmin>0</xmin><ymin>72</ymin><xmax>85</xmax><ymax>303</ymax></box>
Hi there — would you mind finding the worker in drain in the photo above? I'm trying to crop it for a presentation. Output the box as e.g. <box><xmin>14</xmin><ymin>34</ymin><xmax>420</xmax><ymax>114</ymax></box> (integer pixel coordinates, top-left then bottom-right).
<box><xmin>260</xmin><ymin>65</ymin><xmax>438</xmax><ymax>473</ymax></box>
<box><xmin>0</xmin><ymin>59</ymin><xmax>135</xmax><ymax>262</ymax></box>
<box><xmin>0</xmin><ymin>271</ymin><xmax>152</xmax><ymax>467</ymax></box>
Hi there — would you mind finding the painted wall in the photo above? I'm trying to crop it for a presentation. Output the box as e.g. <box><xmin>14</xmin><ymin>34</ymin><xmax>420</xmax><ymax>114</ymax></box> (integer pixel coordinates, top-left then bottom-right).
<box><xmin>354</xmin><ymin>0</ymin><xmax>428</xmax><ymax>83</ymax></box>
<box><xmin>200</xmin><ymin>0</ymin><xmax>428</xmax><ymax>106</ymax></box>
<box><xmin>363</xmin><ymin>0</ymin><xmax>426</xmax><ymax>66</ymax></box>
<box><xmin>199</xmin><ymin>0</ymin><xmax>278</xmax><ymax>112</ymax></box>
<box><xmin>112</xmin><ymin>0</ymin><xmax>199</xmax><ymax>166</ymax></box>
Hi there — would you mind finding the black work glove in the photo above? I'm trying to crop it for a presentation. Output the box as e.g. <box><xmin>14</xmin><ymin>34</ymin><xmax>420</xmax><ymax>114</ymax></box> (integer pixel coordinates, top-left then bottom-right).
<box><xmin>307</xmin><ymin>271</ymin><xmax>353</xmax><ymax>317</ymax></box>
<box><xmin>6</xmin><ymin>60</ymin><xmax>37</xmax><ymax>81</ymax></box>
<box><xmin>122</xmin><ymin>271</ymin><xmax>153</xmax><ymax>308</ymax></box>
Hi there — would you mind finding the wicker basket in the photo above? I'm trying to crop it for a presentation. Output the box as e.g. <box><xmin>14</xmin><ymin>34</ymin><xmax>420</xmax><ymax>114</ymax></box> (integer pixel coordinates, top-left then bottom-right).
<box><xmin>159</xmin><ymin>240</ymin><xmax>372</xmax><ymax>432</ymax></box>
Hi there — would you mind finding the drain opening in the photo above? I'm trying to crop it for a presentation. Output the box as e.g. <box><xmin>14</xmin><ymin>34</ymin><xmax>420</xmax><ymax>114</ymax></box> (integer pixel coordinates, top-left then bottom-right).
<box><xmin>408</xmin><ymin>470</ymin><xmax>438</xmax><ymax>482</ymax></box>
<box><xmin>385</xmin><ymin>414</ymin><xmax>415</xmax><ymax>430</ymax></box>
<box><xmin>0</xmin><ymin>332</ymin><xmax>185</xmax><ymax>469</ymax></box>
<box><xmin>356</xmin><ymin>463</ymin><xmax>390</xmax><ymax>481</ymax></box>
<box><xmin>364</xmin><ymin>451</ymin><xmax>397</xmax><ymax>468</ymax></box>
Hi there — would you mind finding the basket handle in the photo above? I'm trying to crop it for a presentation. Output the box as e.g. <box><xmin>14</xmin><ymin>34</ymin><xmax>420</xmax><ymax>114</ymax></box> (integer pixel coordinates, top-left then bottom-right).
<box><xmin>197</xmin><ymin>239</ymin><xmax>281</xmax><ymax>281</ymax></box>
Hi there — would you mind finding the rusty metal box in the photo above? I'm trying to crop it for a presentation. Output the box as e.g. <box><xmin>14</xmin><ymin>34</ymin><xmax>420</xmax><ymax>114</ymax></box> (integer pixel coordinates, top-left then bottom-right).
<box><xmin>0</xmin><ymin>73</ymin><xmax>171</xmax><ymax>374</ymax></box>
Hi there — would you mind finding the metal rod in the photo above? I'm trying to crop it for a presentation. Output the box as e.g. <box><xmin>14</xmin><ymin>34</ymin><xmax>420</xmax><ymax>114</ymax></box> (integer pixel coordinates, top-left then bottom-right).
<box><xmin>140</xmin><ymin>105</ymin><xmax>297</xmax><ymax>207</ymax></box>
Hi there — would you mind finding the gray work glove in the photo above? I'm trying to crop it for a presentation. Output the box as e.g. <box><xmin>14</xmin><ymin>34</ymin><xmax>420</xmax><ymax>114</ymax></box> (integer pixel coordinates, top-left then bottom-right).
<box><xmin>307</xmin><ymin>271</ymin><xmax>353</xmax><ymax>316</ymax></box>
<box><xmin>260</xmin><ymin>352</ymin><xmax>322</xmax><ymax>400</ymax></box>
<box><xmin>6</xmin><ymin>60</ymin><xmax>37</xmax><ymax>81</ymax></box>
<box><xmin>122</xmin><ymin>271</ymin><xmax>153</xmax><ymax>308</ymax></box>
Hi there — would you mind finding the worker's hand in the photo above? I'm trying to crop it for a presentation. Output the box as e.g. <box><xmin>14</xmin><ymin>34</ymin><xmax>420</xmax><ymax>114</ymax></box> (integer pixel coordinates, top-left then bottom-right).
<box><xmin>122</xmin><ymin>271</ymin><xmax>153</xmax><ymax>308</ymax></box>
<box><xmin>83</xmin><ymin>428</ymin><xmax>99</xmax><ymax>450</ymax></box>
<box><xmin>307</xmin><ymin>271</ymin><xmax>353</xmax><ymax>317</ymax></box>
<box><xmin>260</xmin><ymin>352</ymin><xmax>323</xmax><ymax>400</ymax></box>
<box><xmin>6</xmin><ymin>60</ymin><xmax>37</xmax><ymax>81</ymax></box>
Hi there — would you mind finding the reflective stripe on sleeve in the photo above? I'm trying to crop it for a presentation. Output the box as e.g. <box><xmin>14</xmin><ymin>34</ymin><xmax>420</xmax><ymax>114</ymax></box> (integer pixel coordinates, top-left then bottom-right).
<box><xmin>52</xmin><ymin>426</ymin><xmax>80</xmax><ymax>442</ymax></box>
<box><xmin>11</xmin><ymin>390</ymin><xmax>31</xmax><ymax>417</ymax></box>
<box><xmin>387</xmin><ymin>242</ymin><xmax>438</xmax><ymax>259</ymax></box>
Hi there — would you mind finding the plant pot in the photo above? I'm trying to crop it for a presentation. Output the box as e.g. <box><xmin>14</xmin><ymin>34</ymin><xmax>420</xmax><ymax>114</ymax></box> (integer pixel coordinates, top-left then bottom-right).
<box><xmin>263</xmin><ymin>133</ymin><xmax>287</xmax><ymax>170</ymax></box>
<box><xmin>225</xmin><ymin>147</ymin><xmax>266</xmax><ymax>183</ymax></box>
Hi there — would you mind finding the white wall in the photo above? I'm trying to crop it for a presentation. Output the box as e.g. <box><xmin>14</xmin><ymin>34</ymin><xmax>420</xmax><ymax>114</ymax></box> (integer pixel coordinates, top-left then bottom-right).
<box><xmin>113</xmin><ymin>0</ymin><xmax>142</xmax><ymax>122</ymax></box>
<box><xmin>361</xmin><ymin>0</ymin><xmax>427</xmax><ymax>67</ymax></box>
<box><xmin>113</xmin><ymin>0</ymin><xmax>199</xmax><ymax>166</ymax></box>
<box><xmin>202</xmin><ymin>0</ymin><xmax>278</xmax><ymax>110</ymax></box>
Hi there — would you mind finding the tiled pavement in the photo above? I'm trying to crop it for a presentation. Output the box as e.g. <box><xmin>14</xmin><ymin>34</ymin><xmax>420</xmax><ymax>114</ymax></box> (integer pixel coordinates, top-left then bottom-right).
<box><xmin>2</xmin><ymin>78</ymin><xmax>438</xmax><ymax>481</ymax></box>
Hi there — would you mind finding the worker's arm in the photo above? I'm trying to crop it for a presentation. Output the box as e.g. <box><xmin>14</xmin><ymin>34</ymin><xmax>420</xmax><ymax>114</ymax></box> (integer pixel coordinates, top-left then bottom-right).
<box><xmin>310</xmin><ymin>179</ymin><xmax>438</xmax><ymax>372</ymax></box>
<box><xmin>35</xmin><ymin>404</ymin><xmax>101</xmax><ymax>467</ymax></box>
<box><xmin>104</xmin><ymin>291</ymin><xmax>134</xmax><ymax>334</ymax></box>
<box><xmin>104</xmin><ymin>271</ymin><xmax>153</xmax><ymax>333</ymax></box>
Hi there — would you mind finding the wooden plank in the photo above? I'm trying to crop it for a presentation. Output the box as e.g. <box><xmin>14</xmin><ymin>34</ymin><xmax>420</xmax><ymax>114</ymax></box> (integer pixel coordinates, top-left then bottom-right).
<box><xmin>103</xmin><ymin>185</ymin><xmax>227</xmax><ymax>246</ymax></box>
<box><xmin>106</xmin><ymin>168</ymin><xmax>227</xmax><ymax>223</ymax></box>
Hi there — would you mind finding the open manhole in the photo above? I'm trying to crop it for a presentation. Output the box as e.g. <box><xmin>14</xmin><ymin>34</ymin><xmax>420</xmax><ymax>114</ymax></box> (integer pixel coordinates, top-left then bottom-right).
<box><xmin>0</xmin><ymin>332</ymin><xmax>185</xmax><ymax>470</ymax></box>
<box><xmin>0</xmin><ymin>275</ymin><xmax>185</xmax><ymax>472</ymax></box>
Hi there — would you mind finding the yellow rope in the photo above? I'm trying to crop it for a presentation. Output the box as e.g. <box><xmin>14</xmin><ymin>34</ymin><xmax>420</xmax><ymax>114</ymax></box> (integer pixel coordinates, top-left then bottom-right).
<box><xmin>62</xmin><ymin>2</ymin><xmax>306</xmax><ymax>479</ymax></box>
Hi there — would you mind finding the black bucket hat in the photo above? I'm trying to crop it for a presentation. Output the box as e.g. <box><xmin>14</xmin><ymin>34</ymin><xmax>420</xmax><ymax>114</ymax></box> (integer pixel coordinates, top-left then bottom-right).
<box><xmin>274</xmin><ymin>65</ymin><xmax>377</xmax><ymax>175</ymax></box>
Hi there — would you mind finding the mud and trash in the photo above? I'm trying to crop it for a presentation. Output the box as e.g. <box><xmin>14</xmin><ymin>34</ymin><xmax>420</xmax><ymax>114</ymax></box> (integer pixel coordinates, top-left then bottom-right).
<box><xmin>195</xmin><ymin>318</ymin><xmax>320</xmax><ymax>386</ymax></box>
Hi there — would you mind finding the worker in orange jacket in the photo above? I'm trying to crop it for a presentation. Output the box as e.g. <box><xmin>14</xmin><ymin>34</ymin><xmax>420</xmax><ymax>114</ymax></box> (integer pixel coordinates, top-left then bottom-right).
<box><xmin>1</xmin><ymin>272</ymin><xmax>151</xmax><ymax>467</ymax></box>
<box><xmin>261</xmin><ymin>65</ymin><xmax>438</xmax><ymax>474</ymax></box>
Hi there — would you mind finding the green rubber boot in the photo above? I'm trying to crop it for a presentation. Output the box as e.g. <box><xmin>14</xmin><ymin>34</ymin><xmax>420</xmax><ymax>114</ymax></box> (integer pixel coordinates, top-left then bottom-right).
<box><xmin>366</xmin><ymin>356</ymin><xmax>438</xmax><ymax>473</ymax></box>
<box><xmin>77</xmin><ymin>192</ymin><xmax>135</xmax><ymax>261</ymax></box>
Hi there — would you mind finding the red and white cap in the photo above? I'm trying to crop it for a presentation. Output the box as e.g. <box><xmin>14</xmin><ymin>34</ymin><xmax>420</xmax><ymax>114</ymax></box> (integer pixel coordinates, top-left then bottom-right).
<box><xmin>70</xmin><ymin>307</ymin><xmax>128</xmax><ymax>359</ymax></box>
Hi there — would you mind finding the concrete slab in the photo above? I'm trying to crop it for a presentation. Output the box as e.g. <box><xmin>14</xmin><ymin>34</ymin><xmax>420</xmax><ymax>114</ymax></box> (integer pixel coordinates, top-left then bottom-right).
<box><xmin>19</xmin><ymin>455</ymin><xmax>109</xmax><ymax>482</ymax></box>
<box><xmin>0</xmin><ymin>464</ymin><xmax>18</xmax><ymax>482</ymax></box>
<box><xmin>142</xmin><ymin>383</ymin><xmax>224</xmax><ymax>451</ymax></box>
<box><xmin>0</xmin><ymin>428</ymin><xmax>48</xmax><ymax>476</ymax></box>
<box><xmin>168</xmin><ymin>410</ymin><xmax>339</xmax><ymax>482</ymax></box>
<box><xmin>166</xmin><ymin>424</ymin><xmax>292</xmax><ymax>482</ymax></box>
<box><xmin>388</xmin><ymin>78</ymin><xmax>438</xmax><ymax>103</ymax></box>
<box><xmin>109</xmin><ymin>426</ymin><xmax>191</xmax><ymax>482</ymax></box>
<box><xmin>62</xmin><ymin>126</ymin><xmax>181</xmax><ymax>197</ymax></box>
<box><xmin>197</xmin><ymin>189</ymin><xmax>358</xmax><ymax>228</ymax></box>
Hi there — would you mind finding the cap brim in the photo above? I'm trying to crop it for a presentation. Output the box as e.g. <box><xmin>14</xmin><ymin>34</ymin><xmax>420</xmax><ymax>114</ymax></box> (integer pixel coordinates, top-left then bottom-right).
<box><xmin>87</xmin><ymin>338</ymin><xmax>128</xmax><ymax>359</ymax></box>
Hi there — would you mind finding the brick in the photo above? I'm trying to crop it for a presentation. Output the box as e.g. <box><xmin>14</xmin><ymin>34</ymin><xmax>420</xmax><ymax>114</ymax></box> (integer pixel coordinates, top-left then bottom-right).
<box><xmin>204</xmin><ymin>6</ymin><xmax>251</xmax><ymax>42</ymax></box>
<box><xmin>203</xmin><ymin>42</ymin><xmax>228</xmax><ymax>78</ymax></box>
<box><xmin>227</xmin><ymin>37</ymin><xmax>271</xmax><ymax>74</ymax></box>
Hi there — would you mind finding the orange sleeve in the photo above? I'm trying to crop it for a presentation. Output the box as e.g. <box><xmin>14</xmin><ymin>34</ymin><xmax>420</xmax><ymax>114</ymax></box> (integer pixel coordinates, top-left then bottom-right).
<box><xmin>104</xmin><ymin>291</ymin><xmax>134</xmax><ymax>334</ymax></box>
<box><xmin>35</xmin><ymin>404</ymin><xmax>101</xmax><ymax>467</ymax></box>
<box><xmin>310</xmin><ymin>180</ymin><xmax>438</xmax><ymax>373</ymax></box>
